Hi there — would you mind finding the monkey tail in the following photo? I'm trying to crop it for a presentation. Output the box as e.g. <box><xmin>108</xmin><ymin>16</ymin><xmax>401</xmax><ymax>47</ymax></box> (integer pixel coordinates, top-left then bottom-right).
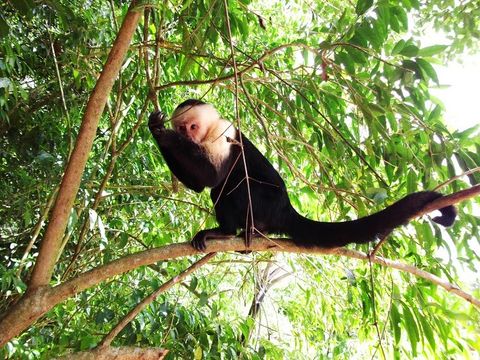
<box><xmin>286</xmin><ymin>191</ymin><xmax>456</xmax><ymax>248</ymax></box>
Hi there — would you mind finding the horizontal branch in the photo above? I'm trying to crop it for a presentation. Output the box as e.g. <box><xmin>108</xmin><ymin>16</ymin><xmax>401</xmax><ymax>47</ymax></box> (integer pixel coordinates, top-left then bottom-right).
<box><xmin>57</xmin><ymin>346</ymin><xmax>168</xmax><ymax>360</ymax></box>
<box><xmin>1</xmin><ymin>185</ymin><xmax>478</xmax><ymax>346</ymax></box>
<box><xmin>154</xmin><ymin>43</ymin><xmax>318</xmax><ymax>91</ymax></box>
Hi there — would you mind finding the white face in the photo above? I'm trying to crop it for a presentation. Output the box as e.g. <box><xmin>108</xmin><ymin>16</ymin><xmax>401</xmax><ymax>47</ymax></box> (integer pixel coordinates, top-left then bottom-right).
<box><xmin>172</xmin><ymin>104</ymin><xmax>220</xmax><ymax>144</ymax></box>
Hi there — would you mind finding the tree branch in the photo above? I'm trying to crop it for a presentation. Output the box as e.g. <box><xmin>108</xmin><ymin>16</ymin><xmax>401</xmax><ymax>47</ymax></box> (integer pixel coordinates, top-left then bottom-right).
<box><xmin>343</xmin><ymin>248</ymin><xmax>480</xmax><ymax>308</ymax></box>
<box><xmin>154</xmin><ymin>43</ymin><xmax>319</xmax><ymax>92</ymax></box>
<box><xmin>28</xmin><ymin>1</ymin><xmax>142</xmax><ymax>289</ymax></box>
<box><xmin>1</xmin><ymin>185</ymin><xmax>478</xmax><ymax>347</ymax></box>
<box><xmin>56</xmin><ymin>346</ymin><xmax>168</xmax><ymax>360</ymax></box>
<box><xmin>419</xmin><ymin>184</ymin><xmax>480</xmax><ymax>215</ymax></box>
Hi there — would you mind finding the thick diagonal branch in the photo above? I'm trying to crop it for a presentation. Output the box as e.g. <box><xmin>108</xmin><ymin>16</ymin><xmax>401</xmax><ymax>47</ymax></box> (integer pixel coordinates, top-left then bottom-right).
<box><xmin>28</xmin><ymin>1</ymin><xmax>141</xmax><ymax>289</ymax></box>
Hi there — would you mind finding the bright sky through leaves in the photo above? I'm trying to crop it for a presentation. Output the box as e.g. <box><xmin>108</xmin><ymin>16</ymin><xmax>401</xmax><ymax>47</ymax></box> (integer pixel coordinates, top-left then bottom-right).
<box><xmin>433</xmin><ymin>55</ymin><xmax>480</xmax><ymax>131</ymax></box>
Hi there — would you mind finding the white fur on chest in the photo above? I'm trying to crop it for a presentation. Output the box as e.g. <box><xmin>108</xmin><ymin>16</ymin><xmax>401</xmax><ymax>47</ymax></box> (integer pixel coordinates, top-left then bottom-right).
<box><xmin>202</xmin><ymin>119</ymin><xmax>236</xmax><ymax>169</ymax></box>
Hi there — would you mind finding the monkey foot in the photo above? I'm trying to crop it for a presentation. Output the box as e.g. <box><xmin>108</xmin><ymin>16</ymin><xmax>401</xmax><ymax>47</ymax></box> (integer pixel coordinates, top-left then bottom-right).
<box><xmin>191</xmin><ymin>232</ymin><xmax>208</xmax><ymax>252</ymax></box>
<box><xmin>191</xmin><ymin>229</ymin><xmax>235</xmax><ymax>252</ymax></box>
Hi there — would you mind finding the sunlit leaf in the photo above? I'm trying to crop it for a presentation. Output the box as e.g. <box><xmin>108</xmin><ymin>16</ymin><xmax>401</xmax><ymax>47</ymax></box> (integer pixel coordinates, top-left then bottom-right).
<box><xmin>418</xmin><ymin>45</ymin><xmax>448</xmax><ymax>57</ymax></box>
<box><xmin>355</xmin><ymin>0</ymin><xmax>373</xmax><ymax>16</ymax></box>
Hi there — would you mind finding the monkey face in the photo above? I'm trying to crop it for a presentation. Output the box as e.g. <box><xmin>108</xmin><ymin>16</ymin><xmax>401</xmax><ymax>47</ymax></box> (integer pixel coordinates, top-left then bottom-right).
<box><xmin>175</xmin><ymin>118</ymin><xmax>205</xmax><ymax>143</ymax></box>
<box><xmin>172</xmin><ymin>103</ymin><xmax>220</xmax><ymax>144</ymax></box>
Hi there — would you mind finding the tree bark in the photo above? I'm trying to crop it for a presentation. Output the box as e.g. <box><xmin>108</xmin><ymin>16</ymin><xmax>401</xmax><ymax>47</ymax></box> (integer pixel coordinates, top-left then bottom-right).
<box><xmin>1</xmin><ymin>186</ymin><xmax>478</xmax><ymax>347</ymax></box>
<box><xmin>28</xmin><ymin>1</ymin><xmax>141</xmax><ymax>289</ymax></box>
<box><xmin>0</xmin><ymin>0</ymin><xmax>142</xmax><ymax>349</ymax></box>
<box><xmin>2</xmin><ymin>232</ymin><xmax>479</xmax><ymax>347</ymax></box>
<box><xmin>56</xmin><ymin>346</ymin><xmax>168</xmax><ymax>360</ymax></box>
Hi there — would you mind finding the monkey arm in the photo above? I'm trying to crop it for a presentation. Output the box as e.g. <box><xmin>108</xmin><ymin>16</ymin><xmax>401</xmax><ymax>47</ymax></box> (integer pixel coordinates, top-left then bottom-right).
<box><xmin>149</xmin><ymin>128</ymin><xmax>220</xmax><ymax>192</ymax></box>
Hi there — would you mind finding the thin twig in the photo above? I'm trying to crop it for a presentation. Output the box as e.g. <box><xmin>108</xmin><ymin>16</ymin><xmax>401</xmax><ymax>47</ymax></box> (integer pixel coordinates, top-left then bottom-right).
<box><xmin>433</xmin><ymin>167</ymin><xmax>480</xmax><ymax>191</ymax></box>
<box><xmin>154</xmin><ymin>43</ymin><xmax>318</xmax><ymax>91</ymax></box>
<box><xmin>342</xmin><ymin>247</ymin><xmax>480</xmax><ymax>308</ymax></box>
<box><xmin>17</xmin><ymin>187</ymin><xmax>58</xmax><ymax>277</ymax></box>
<box><xmin>369</xmin><ymin>234</ymin><xmax>387</xmax><ymax>258</ymax></box>
<box><xmin>267</xmin><ymin>69</ymin><xmax>387</xmax><ymax>186</ymax></box>
<box><xmin>48</xmin><ymin>30</ymin><xmax>73</xmax><ymax>157</ymax></box>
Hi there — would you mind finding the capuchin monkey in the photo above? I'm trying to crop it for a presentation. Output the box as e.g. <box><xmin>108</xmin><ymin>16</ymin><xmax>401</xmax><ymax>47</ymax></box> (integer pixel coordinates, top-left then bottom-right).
<box><xmin>148</xmin><ymin>99</ymin><xmax>456</xmax><ymax>251</ymax></box>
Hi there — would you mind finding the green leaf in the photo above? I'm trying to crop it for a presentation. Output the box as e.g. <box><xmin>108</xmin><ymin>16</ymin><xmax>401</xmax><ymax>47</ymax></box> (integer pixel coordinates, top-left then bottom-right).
<box><xmin>416</xmin><ymin>58</ymin><xmax>439</xmax><ymax>83</ymax></box>
<box><xmin>366</xmin><ymin>102</ymin><xmax>386</xmax><ymax>116</ymax></box>
<box><xmin>390</xmin><ymin>14</ymin><xmax>401</xmax><ymax>33</ymax></box>
<box><xmin>391</xmin><ymin>39</ymin><xmax>406</xmax><ymax>55</ymax></box>
<box><xmin>335</xmin><ymin>51</ymin><xmax>356</xmax><ymax>74</ymax></box>
<box><xmin>406</xmin><ymin>169</ymin><xmax>417</xmax><ymax>193</ymax></box>
<box><xmin>392</xmin><ymin>6</ymin><xmax>408</xmax><ymax>31</ymax></box>
<box><xmin>427</xmin><ymin>105</ymin><xmax>442</xmax><ymax>122</ymax></box>
<box><xmin>402</xmin><ymin>305</ymin><xmax>419</xmax><ymax>356</ymax></box>
<box><xmin>418</xmin><ymin>45</ymin><xmax>448</xmax><ymax>57</ymax></box>
<box><xmin>194</xmin><ymin>345</ymin><xmax>202</xmax><ymax>360</ymax></box>
<box><xmin>418</xmin><ymin>314</ymin><xmax>436</xmax><ymax>351</ymax></box>
<box><xmin>239</xmin><ymin>317</ymin><xmax>254</xmax><ymax>340</ymax></box>
<box><xmin>346</xmin><ymin>46</ymin><xmax>368</xmax><ymax>64</ymax></box>
<box><xmin>421</xmin><ymin>222</ymin><xmax>435</xmax><ymax>247</ymax></box>
<box><xmin>198</xmin><ymin>292</ymin><xmax>208</xmax><ymax>307</ymax></box>
<box><xmin>410</xmin><ymin>0</ymin><xmax>420</xmax><ymax>9</ymax></box>
<box><xmin>11</xmin><ymin>0</ymin><xmax>34</xmax><ymax>16</ymax></box>
<box><xmin>118</xmin><ymin>232</ymin><xmax>128</xmax><ymax>248</ymax></box>
<box><xmin>391</xmin><ymin>303</ymin><xmax>402</xmax><ymax>344</ymax></box>
<box><xmin>355</xmin><ymin>0</ymin><xmax>373</xmax><ymax>16</ymax></box>
<box><xmin>189</xmin><ymin>276</ymin><xmax>198</xmax><ymax>292</ymax></box>
<box><xmin>400</xmin><ymin>45</ymin><xmax>419</xmax><ymax>57</ymax></box>
<box><xmin>80</xmin><ymin>335</ymin><xmax>96</xmax><ymax>350</ymax></box>
<box><xmin>455</xmin><ymin>124</ymin><xmax>480</xmax><ymax>141</ymax></box>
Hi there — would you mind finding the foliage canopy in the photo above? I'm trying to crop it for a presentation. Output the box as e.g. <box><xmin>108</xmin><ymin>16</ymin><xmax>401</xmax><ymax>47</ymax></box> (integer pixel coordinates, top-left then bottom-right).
<box><xmin>1</xmin><ymin>0</ymin><xmax>479</xmax><ymax>358</ymax></box>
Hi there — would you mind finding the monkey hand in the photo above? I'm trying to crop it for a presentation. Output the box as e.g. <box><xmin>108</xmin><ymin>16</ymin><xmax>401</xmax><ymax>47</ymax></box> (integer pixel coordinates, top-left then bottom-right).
<box><xmin>148</xmin><ymin>110</ymin><xmax>168</xmax><ymax>135</ymax></box>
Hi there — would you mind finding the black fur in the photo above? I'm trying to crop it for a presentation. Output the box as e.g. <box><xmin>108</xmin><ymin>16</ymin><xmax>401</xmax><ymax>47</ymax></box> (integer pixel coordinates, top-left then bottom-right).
<box><xmin>148</xmin><ymin>101</ymin><xmax>456</xmax><ymax>251</ymax></box>
<box><xmin>176</xmin><ymin>99</ymin><xmax>206</xmax><ymax>108</ymax></box>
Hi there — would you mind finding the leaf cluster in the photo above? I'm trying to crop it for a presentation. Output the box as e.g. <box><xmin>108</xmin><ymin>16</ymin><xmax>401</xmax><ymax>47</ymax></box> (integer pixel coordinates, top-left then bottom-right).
<box><xmin>1</xmin><ymin>0</ymin><xmax>479</xmax><ymax>358</ymax></box>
